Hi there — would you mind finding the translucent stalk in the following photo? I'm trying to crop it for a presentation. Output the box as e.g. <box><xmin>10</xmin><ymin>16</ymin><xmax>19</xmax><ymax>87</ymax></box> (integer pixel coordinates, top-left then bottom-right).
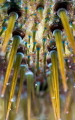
<box><xmin>43</xmin><ymin>40</ymin><xmax>45</xmax><ymax>52</ymax></box>
<box><xmin>25</xmin><ymin>71</ymin><xmax>34</xmax><ymax>120</ymax></box>
<box><xmin>25</xmin><ymin>6</ymin><xmax>28</xmax><ymax>16</ymax></box>
<box><xmin>6</xmin><ymin>53</ymin><xmax>23</xmax><ymax>120</ymax></box>
<box><xmin>54</xmin><ymin>29</ymin><xmax>67</xmax><ymax>92</ymax></box>
<box><xmin>37</xmin><ymin>8</ymin><xmax>43</xmax><ymax>19</ymax></box>
<box><xmin>0</xmin><ymin>0</ymin><xmax>5</xmax><ymax>4</ymax></box>
<box><xmin>8</xmin><ymin>102</ymin><xmax>16</xmax><ymax>120</ymax></box>
<box><xmin>42</xmin><ymin>38</ymin><xmax>46</xmax><ymax>52</ymax></box>
<box><xmin>64</xmin><ymin>91</ymin><xmax>71</xmax><ymax>113</ymax></box>
<box><xmin>1</xmin><ymin>36</ymin><xmax>21</xmax><ymax>96</ymax></box>
<box><xmin>28</xmin><ymin>36</ymin><xmax>31</xmax><ymax>44</ymax></box>
<box><xmin>50</xmin><ymin>50</ymin><xmax>60</xmax><ymax>120</ymax></box>
<box><xmin>36</xmin><ymin>82</ymin><xmax>40</xmax><ymax>95</ymax></box>
<box><xmin>36</xmin><ymin>48</ymin><xmax>40</xmax><ymax>73</ymax></box>
<box><xmin>25</xmin><ymin>42</ymin><xmax>27</xmax><ymax>55</ymax></box>
<box><xmin>59</xmin><ymin>9</ymin><xmax>75</xmax><ymax>54</ymax></box>
<box><xmin>33</xmin><ymin>42</ymin><xmax>36</xmax><ymax>52</ymax></box>
<box><xmin>0</xmin><ymin>28</ymin><xmax>6</xmax><ymax>36</ymax></box>
<box><xmin>16</xmin><ymin>65</ymin><xmax>26</xmax><ymax>113</ymax></box>
<box><xmin>0</xmin><ymin>98</ymin><xmax>5</xmax><ymax>120</ymax></box>
<box><xmin>62</xmin><ymin>41</ymin><xmax>65</xmax><ymax>53</ymax></box>
<box><xmin>43</xmin><ymin>52</ymin><xmax>46</xmax><ymax>77</ymax></box>
<box><xmin>47</xmin><ymin>70</ymin><xmax>56</xmax><ymax>119</ymax></box>
<box><xmin>71</xmin><ymin>23</ymin><xmax>75</xmax><ymax>31</ymax></box>
<box><xmin>30</xmin><ymin>0</ymin><xmax>35</xmax><ymax>4</ymax></box>
<box><xmin>28</xmin><ymin>56</ymin><xmax>30</xmax><ymax>66</ymax></box>
<box><xmin>2</xmin><ymin>12</ymin><xmax>18</xmax><ymax>54</ymax></box>
<box><xmin>32</xmin><ymin>31</ymin><xmax>36</xmax><ymax>52</ymax></box>
<box><xmin>73</xmin><ymin>71</ymin><xmax>75</xmax><ymax>84</ymax></box>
